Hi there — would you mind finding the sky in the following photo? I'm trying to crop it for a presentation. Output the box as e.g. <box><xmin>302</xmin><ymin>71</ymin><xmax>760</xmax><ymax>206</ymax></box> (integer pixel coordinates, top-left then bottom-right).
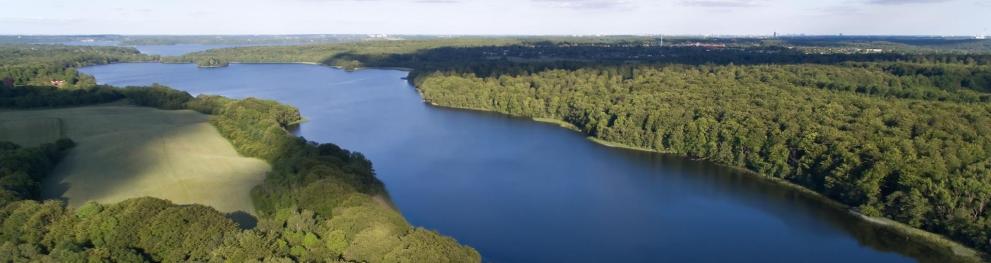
<box><xmin>1</xmin><ymin>0</ymin><xmax>988</xmax><ymax>36</ymax></box>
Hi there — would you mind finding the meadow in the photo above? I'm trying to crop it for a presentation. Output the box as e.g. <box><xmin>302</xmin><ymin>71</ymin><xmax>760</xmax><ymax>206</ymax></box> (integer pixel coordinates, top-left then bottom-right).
<box><xmin>0</xmin><ymin>117</ymin><xmax>61</xmax><ymax>147</ymax></box>
<box><xmin>0</xmin><ymin>104</ymin><xmax>270</xmax><ymax>214</ymax></box>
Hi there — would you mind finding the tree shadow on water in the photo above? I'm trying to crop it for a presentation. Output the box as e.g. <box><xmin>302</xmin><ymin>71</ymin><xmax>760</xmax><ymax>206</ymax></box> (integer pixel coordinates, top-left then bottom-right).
<box><xmin>226</xmin><ymin>210</ymin><xmax>258</xmax><ymax>229</ymax></box>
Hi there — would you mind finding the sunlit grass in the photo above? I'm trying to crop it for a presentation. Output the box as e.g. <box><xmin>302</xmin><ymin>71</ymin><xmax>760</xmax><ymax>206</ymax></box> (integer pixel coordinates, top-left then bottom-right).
<box><xmin>0</xmin><ymin>105</ymin><xmax>270</xmax><ymax>214</ymax></box>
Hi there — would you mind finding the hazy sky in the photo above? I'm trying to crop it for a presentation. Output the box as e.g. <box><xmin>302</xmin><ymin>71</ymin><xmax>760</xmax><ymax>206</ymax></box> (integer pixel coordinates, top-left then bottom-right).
<box><xmin>2</xmin><ymin>0</ymin><xmax>988</xmax><ymax>35</ymax></box>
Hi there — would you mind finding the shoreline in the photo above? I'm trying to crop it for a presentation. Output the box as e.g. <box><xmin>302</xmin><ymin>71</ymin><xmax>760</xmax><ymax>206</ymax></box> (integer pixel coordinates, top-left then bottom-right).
<box><xmin>87</xmin><ymin>59</ymin><xmax>987</xmax><ymax>262</ymax></box>
<box><xmin>420</xmin><ymin>98</ymin><xmax>986</xmax><ymax>263</ymax></box>
<box><xmin>531</xmin><ymin>117</ymin><xmax>581</xmax><ymax>132</ymax></box>
<box><xmin>107</xmin><ymin>60</ymin><xmax>415</xmax><ymax>72</ymax></box>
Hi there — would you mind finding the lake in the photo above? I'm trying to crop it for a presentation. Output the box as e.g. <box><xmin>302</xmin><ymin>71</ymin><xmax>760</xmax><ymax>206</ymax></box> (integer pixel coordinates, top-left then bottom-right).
<box><xmin>58</xmin><ymin>42</ymin><xmax>239</xmax><ymax>56</ymax></box>
<box><xmin>131</xmin><ymin>44</ymin><xmax>239</xmax><ymax>56</ymax></box>
<box><xmin>79</xmin><ymin>63</ymin><xmax>954</xmax><ymax>263</ymax></box>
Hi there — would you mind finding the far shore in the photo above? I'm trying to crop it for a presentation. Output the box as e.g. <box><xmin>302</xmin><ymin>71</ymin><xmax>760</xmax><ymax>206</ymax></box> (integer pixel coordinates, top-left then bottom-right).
<box><xmin>96</xmin><ymin>60</ymin><xmax>415</xmax><ymax>72</ymax></box>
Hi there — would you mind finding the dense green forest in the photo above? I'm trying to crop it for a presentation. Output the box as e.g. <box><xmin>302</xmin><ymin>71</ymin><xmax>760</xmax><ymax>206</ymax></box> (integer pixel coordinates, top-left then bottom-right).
<box><xmin>5</xmin><ymin>37</ymin><xmax>991</xmax><ymax>260</ymax></box>
<box><xmin>171</xmin><ymin>38</ymin><xmax>991</xmax><ymax>259</ymax></box>
<box><xmin>0</xmin><ymin>139</ymin><xmax>75</xmax><ymax>206</ymax></box>
<box><xmin>414</xmin><ymin>61</ymin><xmax>991</xmax><ymax>254</ymax></box>
<box><xmin>0</xmin><ymin>45</ymin><xmax>479</xmax><ymax>262</ymax></box>
<box><xmin>0</xmin><ymin>45</ymin><xmax>153</xmax><ymax>88</ymax></box>
<box><xmin>185</xmin><ymin>38</ymin><xmax>991</xmax><ymax>255</ymax></box>
<box><xmin>0</xmin><ymin>85</ymin><xmax>122</xmax><ymax>108</ymax></box>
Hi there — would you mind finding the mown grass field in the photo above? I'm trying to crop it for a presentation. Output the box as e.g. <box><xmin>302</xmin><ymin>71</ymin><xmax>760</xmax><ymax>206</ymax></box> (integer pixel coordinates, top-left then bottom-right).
<box><xmin>0</xmin><ymin>117</ymin><xmax>61</xmax><ymax>147</ymax></box>
<box><xmin>0</xmin><ymin>104</ymin><xmax>270</xmax><ymax>214</ymax></box>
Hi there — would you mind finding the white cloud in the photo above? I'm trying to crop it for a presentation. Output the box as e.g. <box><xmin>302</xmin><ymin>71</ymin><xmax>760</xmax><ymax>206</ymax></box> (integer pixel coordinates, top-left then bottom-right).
<box><xmin>868</xmin><ymin>0</ymin><xmax>953</xmax><ymax>4</ymax></box>
<box><xmin>681</xmin><ymin>0</ymin><xmax>766</xmax><ymax>8</ymax></box>
<box><xmin>532</xmin><ymin>0</ymin><xmax>634</xmax><ymax>9</ymax></box>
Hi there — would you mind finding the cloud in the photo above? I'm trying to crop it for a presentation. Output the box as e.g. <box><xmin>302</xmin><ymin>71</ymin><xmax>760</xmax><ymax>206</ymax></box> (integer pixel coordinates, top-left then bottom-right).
<box><xmin>867</xmin><ymin>0</ymin><xmax>953</xmax><ymax>4</ymax></box>
<box><xmin>813</xmin><ymin>5</ymin><xmax>866</xmax><ymax>16</ymax></box>
<box><xmin>290</xmin><ymin>0</ymin><xmax>382</xmax><ymax>2</ymax></box>
<box><xmin>289</xmin><ymin>0</ymin><xmax>464</xmax><ymax>3</ymax></box>
<box><xmin>681</xmin><ymin>0</ymin><xmax>765</xmax><ymax>8</ymax></box>
<box><xmin>532</xmin><ymin>0</ymin><xmax>634</xmax><ymax>10</ymax></box>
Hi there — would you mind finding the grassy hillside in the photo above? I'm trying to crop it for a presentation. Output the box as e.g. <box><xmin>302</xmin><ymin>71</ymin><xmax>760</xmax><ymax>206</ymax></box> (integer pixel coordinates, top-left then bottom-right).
<box><xmin>0</xmin><ymin>117</ymin><xmax>61</xmax><ymax>147</ymax></box>
<box><xmin>0</xmin><ymin>44</ymin><xmax>480</xmax><ymax>262</ymax></box>
<box><xmin>0</xmin><ymin>104</ymin><xmax>270</xmax><ymax>214</ymax></box>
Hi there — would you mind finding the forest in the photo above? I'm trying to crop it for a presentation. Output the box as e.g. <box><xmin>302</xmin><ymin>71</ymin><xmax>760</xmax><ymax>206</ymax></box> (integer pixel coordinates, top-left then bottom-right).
<box><xmin>173</xmin><ymin>37</ymin><xmax>991</xmax><ymax>256</ymax></box>
<box><xmin>0</xmin><ymin>45</ymin><xmax>154</xmax><ymax>88</ymax></box>
<box><xmin>0</xmin><ymin>45</ymin><xmax>479</xmax><ymax>262</ymax></box>
<box><xmin>414</xmin><ymin>61</ymin><xmax>991</xmax><ymax>254</ymax></box>
<box><xmin>4</xmin><ymin>37</ymin><xmax>991</xmax><ymax>260</ymax></box>
<box><xmin>175</xmin><ymin>37</ymin><xmax>991</xmax><ymax>69</ymax></box>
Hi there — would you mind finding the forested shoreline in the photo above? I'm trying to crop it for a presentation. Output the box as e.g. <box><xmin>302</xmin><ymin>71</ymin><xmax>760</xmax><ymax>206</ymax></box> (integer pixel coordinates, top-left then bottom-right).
<box><xmin>0</xmin><ymin>45</ymin><xmax>479</xmax><ymax>262</ymax></box>
<box><xmin>414</xmin><ymin>62</ymin><xmax>991</xmax><ymax>257</ymax></box>
<box><xmin>4</xmin><ymin>38</ymin><xmax>991</xmax><ymax>261</ymax></box>
<box><xmin>177</xmin><ymin>38</ymin><xmax>991</xmax><ymax>258</ymax></box>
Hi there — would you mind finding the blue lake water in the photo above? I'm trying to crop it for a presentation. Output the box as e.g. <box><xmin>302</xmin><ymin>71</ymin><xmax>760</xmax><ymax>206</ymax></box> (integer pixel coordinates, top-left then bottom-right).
<box><xmin>58</xmin><ymin>41</ymin><xmax>236</xmax><ymax>56</ymax></box>
<box><xmin>61</xmin><ymin>40</ymin><xmax>120</xmax><ymax>46</ymax></box>
<box><xmin>131</xmin><ymin>44</ymin><xmax>238</xmax><ymax>56</ymax></box>
<box><xmin>79</xmin><ymin>63</ymin><xmax>953</xmax><ymax>263</ymax></box>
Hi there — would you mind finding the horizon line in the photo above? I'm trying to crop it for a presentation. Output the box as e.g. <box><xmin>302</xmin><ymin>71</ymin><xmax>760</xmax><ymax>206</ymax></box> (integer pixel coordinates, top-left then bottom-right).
<box><xmin>2</xmin><ymin>34</ymin><xmax>987</xmax><ymax>38</ymax></box>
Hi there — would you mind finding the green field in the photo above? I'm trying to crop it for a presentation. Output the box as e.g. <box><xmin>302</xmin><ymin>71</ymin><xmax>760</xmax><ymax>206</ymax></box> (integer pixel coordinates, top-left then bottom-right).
<box><xmin>0</xmin><ymin>105</ymin><xmax>270</xmax><ymax>214</ymax></box>
<box><xmin>0</xmin><ymin>117</ymin><xmax>61</xmax><ymax>147</ymax></box>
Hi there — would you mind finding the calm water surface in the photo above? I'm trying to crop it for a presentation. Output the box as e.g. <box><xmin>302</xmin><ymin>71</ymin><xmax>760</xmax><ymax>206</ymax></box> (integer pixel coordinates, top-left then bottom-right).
<box><xmin>80</xmin><ymin>63</ymin><xmax>951</xmax><ymax>263</ymax></box>
<box><xmin>61</xmin><ymin>40</ymin><xmax>120</xmax><ymax>46</ymax></box>
<box><xmin>131</xmin><ymin>44</ymin><xmax>238</xmax><ymax>56</ymax></box>
<box><xmin>56</xmin><ymin>42</ymin><xmax>228</xmax><ymax>56</ymax></box>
